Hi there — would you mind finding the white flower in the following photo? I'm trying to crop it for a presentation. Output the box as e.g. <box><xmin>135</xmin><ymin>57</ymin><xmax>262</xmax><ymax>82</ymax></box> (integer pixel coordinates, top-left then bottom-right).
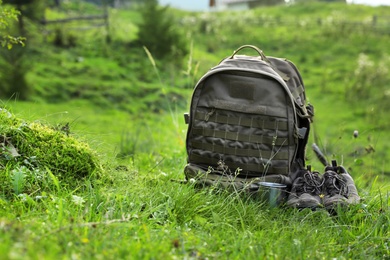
<box><xmin>71</xmin><ymin>195</ymin><xmax>85</xmax><ymax>206</ymax></box>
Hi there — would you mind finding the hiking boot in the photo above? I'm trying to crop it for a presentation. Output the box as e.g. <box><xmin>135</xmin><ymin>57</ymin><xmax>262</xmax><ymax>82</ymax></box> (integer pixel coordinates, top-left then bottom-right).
<box><xmin>341</xmin><ymin>172</ymin><xmax>361</xmax><ymax>205</ymax></box>
<box><xmin>322</xmin><ymin>170</ymin><xmax>348</xmax><ymax>209</ymax></box>
<box><xmin>287</xmin><ymin>170</ymin><xmax>323</xmax><ymax>209</ymax></box>
<box><xmin>324</xmin><ymin>166</ymin><xmax>360</xmax><ymax>206</ymax></box>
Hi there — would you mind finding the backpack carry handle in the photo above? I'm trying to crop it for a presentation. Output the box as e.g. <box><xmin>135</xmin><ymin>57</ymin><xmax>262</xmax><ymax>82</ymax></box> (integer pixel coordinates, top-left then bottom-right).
<box><xmin>230</xmin><ymin>45</ymin><xmax>290</xmax><ymax>81</ymax></box>
<box><xmin>230</xmin><ymin>45</ymin><xmax>269</xmax><ymax>62</ymax></box>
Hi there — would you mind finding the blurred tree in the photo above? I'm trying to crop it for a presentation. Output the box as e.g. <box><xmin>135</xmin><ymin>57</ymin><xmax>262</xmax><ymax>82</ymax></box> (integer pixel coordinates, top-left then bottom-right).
<box><xmin>0</xmin><ymin>0</ymin><xmax>29</xmax><ymax>100</ymax></box>
<box><xmin>135</xmin><ymin>0</ymin><xmax>187</xmax><ymax>62</ymax></box>
<box><xmin>0</xmin><ymin>45</ymin><xmax>30</xmax><ymax>100</ymax></box>
<box><xmin>111</xmin><ymin>0</ymin><xmax>144</xmax><ymax>8</ymax></box>
<box><xmin>294</xmin><ymin>0</ymin><xmax>346</xmax><ymax>2</ymax></box>
<box><xmin>85</xmin><ymin>0</ymin><xmax>143</xmax><ymax>7</ymax></box>
<box><xmin>3</xmin><ymin>0</ymin><xmax>45</xmax><ymax>35</ymax></box>
<box><xmin>319</xmin><ymin>0</ymin><xmax>346</xmax><ymax>2</ymax></box>
<box><xmin>0</xmin><ymin>0</ymin><xmax>24</xmax><ymax>48</ymax></box>
<box><xmin>257</xmin><ymin>0</ymin><xmax>285</xmax><ymax>6</ymax></box>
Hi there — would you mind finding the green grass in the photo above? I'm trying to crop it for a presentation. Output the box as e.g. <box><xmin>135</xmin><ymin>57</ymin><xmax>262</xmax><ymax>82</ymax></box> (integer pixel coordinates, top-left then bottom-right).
<box><xmin>2</xmin><ymin>99</ymin><xmax>389</xmax><ymax>259</ymax></box>
<box><xmin>1</xmin><ymin>2</ymin><xmax>390</xmax><ymax>259</ymax></box>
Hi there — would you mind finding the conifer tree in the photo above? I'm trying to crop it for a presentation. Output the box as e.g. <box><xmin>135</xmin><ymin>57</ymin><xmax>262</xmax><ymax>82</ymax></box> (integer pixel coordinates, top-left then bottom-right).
<box><xmin>136</xmin><ymin>0</ymin><xmax>187</xmax><ymax>62</ymax></box>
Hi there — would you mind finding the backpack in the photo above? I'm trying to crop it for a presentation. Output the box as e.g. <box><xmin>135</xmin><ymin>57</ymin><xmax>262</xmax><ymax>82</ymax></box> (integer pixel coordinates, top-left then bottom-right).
<box><xmin>183</xmin><ymin>45</ymin><xmax>314</xmax><ymax>191</ymax></box>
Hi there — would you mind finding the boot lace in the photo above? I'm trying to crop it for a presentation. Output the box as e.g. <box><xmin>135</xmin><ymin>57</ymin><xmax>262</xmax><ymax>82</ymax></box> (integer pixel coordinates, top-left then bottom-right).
<box><xmin>323</xmin><ymin>171</ymin><xmax>348</xmax><ymax>197</ymax></box>
<box><xmin>294</xmin><ymin>171</ymin><xmax>323</xmax><ymax>196</ymax></box>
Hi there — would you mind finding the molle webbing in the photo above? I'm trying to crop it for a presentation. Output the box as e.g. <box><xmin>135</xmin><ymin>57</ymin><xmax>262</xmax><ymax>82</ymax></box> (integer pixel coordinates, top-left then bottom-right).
<box><xmin>191</xmin><ymin>141</ymin><xmax>289</xmax><ymax>160</ymax></box>
<box><xmin>191</xmin><ymin>127</ymin><xmax>288</xmax><ymax>146</ymax></box>
<box><xmin>189</xmin><ymin>108</ymin><xmax>292</xmax><ymax>176</ymax></box>
<box><xmin>189</xmin><ymin>154</ymin><xmax>289</xmax><ymax>176</ymax></box>
<box><xmin>195</xmin><ymin>111</ymin><xmax>288</xmax><ymax>131</ymax></box>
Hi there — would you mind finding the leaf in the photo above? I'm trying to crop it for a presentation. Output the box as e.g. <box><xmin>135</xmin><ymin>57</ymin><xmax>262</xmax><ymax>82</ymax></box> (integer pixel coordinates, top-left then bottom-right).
<box><xmin>354</xmin><ymin>158</ymin><xmax>364</xmax><ymax>166</ymax></box>
<box><xmin>0</xmin><ymin>137</ymin><xmax>20</xmax><ymax>158</ymax></box>
<box><xmin>6</xmin><ymin>142</ymin><xmax>20</xmax><ymax>157</ymax></box>
<box><xmin>46</xmin><ymin>167</ymin><xmax>60</xmax><ymax>192</ymax></box>
<box><xmin>143</xmin><ymin>46</ymin><xmax>156</xmax><ymax>68</ymax></box>
<box><xmin>12</xmin><ymin>170</ymin><xmax>25</xmax><ymax>195</ymax></box>
<box><xmin>194</xmin><ymin>215</ymin><xmax>208</xmax><ymax>226</ymax></box>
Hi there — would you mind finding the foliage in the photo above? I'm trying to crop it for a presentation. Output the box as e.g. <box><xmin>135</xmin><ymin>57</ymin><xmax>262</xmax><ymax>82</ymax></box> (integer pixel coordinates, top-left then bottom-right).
<box><xmin>0</xmin><ymin>0</ymin><xmax>24</xmax><ymax>48</ymax></box>
<box><xmin>0</xmin><ymin>0</ymin><xmax>29</xmax><ymax>100</ymax></box>
<box><xmin>2</xmin><ymin>0</ymin><xmax>45</xmax><ymax>22</ymax></box>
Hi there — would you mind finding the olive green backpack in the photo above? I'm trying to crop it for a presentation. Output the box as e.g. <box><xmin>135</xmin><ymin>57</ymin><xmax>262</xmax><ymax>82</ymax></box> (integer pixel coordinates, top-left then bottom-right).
<box><xmin>183</xmin><ymin>45</ymin><xmax>314</xmax><ymax>191</ymax></box>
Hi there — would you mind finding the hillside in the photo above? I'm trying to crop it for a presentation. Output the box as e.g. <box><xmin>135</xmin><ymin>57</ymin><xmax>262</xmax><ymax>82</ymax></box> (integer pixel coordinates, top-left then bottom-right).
<box><xmin>8</xmin><ymin>1</ymin><xmax>389</xmax><ymax>177</ymax></box>
<box><xmin>1</xmin><ymin>2</ymin><xmax>390</xmax><ymax>259</ymax></box>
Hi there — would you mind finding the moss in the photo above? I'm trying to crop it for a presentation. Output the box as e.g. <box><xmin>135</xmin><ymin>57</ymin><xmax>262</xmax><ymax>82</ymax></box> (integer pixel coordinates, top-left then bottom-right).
<box><xmin>0</xmin><ymin>108</ymin><xmax>102</xmax><ymax>197</ymax></box>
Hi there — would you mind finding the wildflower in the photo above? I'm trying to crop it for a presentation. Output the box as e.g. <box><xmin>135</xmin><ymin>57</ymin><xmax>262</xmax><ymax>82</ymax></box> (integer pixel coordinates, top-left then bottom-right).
<box><xmin>81</xmin><ymin>238</ymin><xmax>89</xmax><ymax>244</ymax></box>
<box><xmin>71</xmin><ymin>195</ymin><xmax>85</xmax><ymax>206</ymax></box>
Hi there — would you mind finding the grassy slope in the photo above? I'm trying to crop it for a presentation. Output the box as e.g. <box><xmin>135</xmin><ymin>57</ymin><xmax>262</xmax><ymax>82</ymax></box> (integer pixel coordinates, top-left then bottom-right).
<box><xmin>1</xmin><ymin>2</ymin><xmax>390</xmax><ymax>259</ymax></box>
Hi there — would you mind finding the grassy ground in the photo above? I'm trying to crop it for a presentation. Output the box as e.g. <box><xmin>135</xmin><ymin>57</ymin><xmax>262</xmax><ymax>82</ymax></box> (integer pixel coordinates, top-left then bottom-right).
<box><xmin>1</xmin><ymin>2</ymin><xmax>390</xmax><ymax>259</ymax></box>
<box><xmin>2</xmin><ymin>100</ymin><xmax>389</xmax><ymax>259</ymax></box>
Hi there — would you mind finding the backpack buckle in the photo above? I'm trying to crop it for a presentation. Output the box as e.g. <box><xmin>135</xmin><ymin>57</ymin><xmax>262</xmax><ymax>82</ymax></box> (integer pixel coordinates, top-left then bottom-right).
<box><xmin>184</xmin><ymin>113</ymin><xmax>190</xmax><ymax>124</ymax></box>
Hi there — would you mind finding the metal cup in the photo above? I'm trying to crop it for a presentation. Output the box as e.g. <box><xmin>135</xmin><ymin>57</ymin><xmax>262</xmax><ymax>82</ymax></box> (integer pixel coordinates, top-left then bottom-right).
<box><xmin>257</xmin><ymin>182</ymin><xmax>287</xmax><ymax>208</ymax></box>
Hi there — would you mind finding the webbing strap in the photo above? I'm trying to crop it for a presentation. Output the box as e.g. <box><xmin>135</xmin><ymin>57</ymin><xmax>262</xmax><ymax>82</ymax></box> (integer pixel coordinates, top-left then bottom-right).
<box><xmin>191</xmin><ymin>141</ymin><xmax>289</xmax><ymax>160</ymax></box>
<box><xmin>273</xmin><ymin>67</ymin><xmax>290</xmax><ymax>81</ymax></box>
<box><xmin>189</xmin><ymin>154</ymin><xmax>289</xmax><ymax>175</ymax></box>
<box><xmin>191</xmin><ymin>128</ymin><xmax>288</xmax><ymax>146</ymax></box>
<box><xmin>195</xmin><ymin>111</ymin><xmax>288</xmax><ymax>131</ymax></box>
<box><xmin>291</xmin><ymin>84</ymin><xmax>305</xmax><ymax>101</ymax></box>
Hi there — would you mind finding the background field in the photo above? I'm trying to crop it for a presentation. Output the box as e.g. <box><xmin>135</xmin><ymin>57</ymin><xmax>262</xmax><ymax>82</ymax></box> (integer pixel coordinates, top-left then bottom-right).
<box><xmin>1</xmin><ymin>1</ymin><xmax>389</xmax><ymax>259</ymax></box>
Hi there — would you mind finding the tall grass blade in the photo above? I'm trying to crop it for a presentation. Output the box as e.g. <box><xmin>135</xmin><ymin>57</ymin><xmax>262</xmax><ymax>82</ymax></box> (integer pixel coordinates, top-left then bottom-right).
<box><xmin>11</xmin><ymin>168</ymin><xmax>25</xmax><ymax>195</ymax></box>
<box><xmin>143</xmin><ymin>46</ymin><xmax>163</xmax><ymax>93</ymax></box>
<box><xmin>46</xmin><ymin>167</ymin><xmax>60</xmax><ymax>192</ymax></box>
